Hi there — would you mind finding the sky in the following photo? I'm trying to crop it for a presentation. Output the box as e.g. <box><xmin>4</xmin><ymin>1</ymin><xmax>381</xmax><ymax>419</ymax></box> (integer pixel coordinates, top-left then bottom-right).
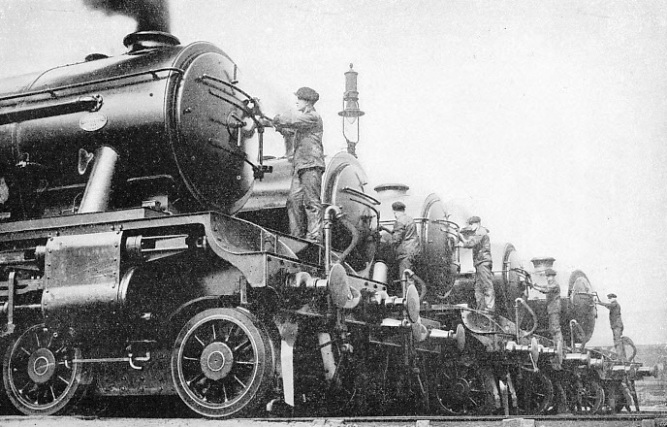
<box><xmin>0</xmin><ymin>0</ymin><xmax>666</xmax><ymax>345</ymax></box>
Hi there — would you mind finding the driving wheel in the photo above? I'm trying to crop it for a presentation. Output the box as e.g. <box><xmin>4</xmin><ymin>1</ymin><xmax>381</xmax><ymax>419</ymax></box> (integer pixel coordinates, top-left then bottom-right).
<box><xmin>433</xmin><ymin>364</ymin><xmax>493</xmax><ymax>415</ymax></box>
<box><xmin>516</xmin><ymin>369</ymin><xmax>554</xmax><ymax>415</ymax></box>
<box><xmin>567</xmin><ymin>374</ymin><xmax>605</xmax><ymax>415</ymax></box>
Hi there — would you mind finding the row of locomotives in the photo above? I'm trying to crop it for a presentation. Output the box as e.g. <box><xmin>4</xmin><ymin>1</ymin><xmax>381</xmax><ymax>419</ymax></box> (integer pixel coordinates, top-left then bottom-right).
<box><xmin>516</xmin><ymin>257</ymin><xmax>658</xmax><ymax>415</ymax></box>
<box><xmin>371</xmin><ymin>183</ymin><xmax>558</xmax><ymax>416</ymax></box>
<box><xmin>0</xmin><ymin>30</ymin><xmax>502</xmax><ymax>419</ymax></box>
<box><xmin>370</xmin><ymin>184</ymin><xmax>659</xmax><ymax>417</ymax></box>
<box><xmin>0</xmin><ymin>30</ymin><xmax>416</xmax><ymax>418</ymax></box>
<box><xmin>0</xmin><ymin>30</ymin><xmax>658</xmax><ymax>419</ymax></box>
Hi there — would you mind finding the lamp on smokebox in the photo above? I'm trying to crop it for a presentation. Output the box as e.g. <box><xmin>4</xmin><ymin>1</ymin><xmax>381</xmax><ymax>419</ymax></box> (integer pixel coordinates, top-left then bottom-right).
<box><xmin>338</xmin><ymin>64</ymin><xmax>365</xmax><ymax>157</ymax></box>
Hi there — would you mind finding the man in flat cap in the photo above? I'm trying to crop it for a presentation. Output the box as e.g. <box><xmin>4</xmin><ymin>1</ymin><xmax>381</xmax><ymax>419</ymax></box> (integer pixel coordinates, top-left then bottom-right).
<box><xmin>388</xmin><ymin>201</ymin><xmax>420</xmax><ymax>283</ymax></box>
<box><xmin>272</xmin><ymin>87</ymin><xmax>325</xmax><ymax>242</ymax></box>
<box><xmin>532</xmin><ymin>268</ymin><xmax>563</xmax><ymax>368</ymax></box>
<box><xmin>597</xmin><ymin>292</ymin><xmax>626</xmax><ymax>360</ymax></box>
<box><xmin>458</xmin><ymin>216</ymin><xmax>495</xmax><ymax>313</ymax></box>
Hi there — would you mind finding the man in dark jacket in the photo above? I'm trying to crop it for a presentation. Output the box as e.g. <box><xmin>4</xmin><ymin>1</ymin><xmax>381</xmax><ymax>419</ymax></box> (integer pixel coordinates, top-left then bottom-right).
<box><xmin>597</xmin><ymin>293</ymin><xmax>626</xmax><ymax>360</ymax></box>
<box><xmin>532</xmin><ymin>268</ymin><xmax>563</xmax><ymax>368</ymax></box>
<box><xmin>458</xmin><ymin>216</ymin><xmax>495</xmax><ymax>313</ymax></box>
<box><xmin>389</xmin><ymin>201</ymin><xmax>420</xmax><ymax>281</ymax></box>
<box><xmin>272</xmin><ymin>87</ymin><xmax>325</xmax><ymax>242</ymax></box>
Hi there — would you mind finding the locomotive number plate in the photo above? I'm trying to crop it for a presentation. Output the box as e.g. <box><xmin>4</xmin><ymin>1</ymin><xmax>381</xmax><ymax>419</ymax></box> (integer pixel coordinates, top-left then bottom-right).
<box><xmin>79</xmin><ymin>112</ymin><xmax>108</xmax><ymax>132</ymax></box>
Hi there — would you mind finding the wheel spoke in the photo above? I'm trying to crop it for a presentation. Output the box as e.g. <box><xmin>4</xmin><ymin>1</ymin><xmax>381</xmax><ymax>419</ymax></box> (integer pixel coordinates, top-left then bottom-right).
<box><xmin>19</xmin><ymin>381</ymin><xmax>31</xmax><ymax>395</ymax></box>
<box><xmin>186</xmin><ymin>372</ymin><xmax>205</xmax><ymax>387</ymax></box>
<box><xmin>194</xmin><ymin>334</ymin><xmax>206</xmax><ymax>347</ymax></box>
<box><xmin>233</xmin><ymin>375</ymin><xmax>247</xmax><ymax>389</ymax></box>
<box><xmin>223</xmin><ymin>324</ymin><xmax>232</xmax><ymax>342</ymax></box>
<box><xmin>233</xmin><ymin>336</ymin><xmax>252</xmax><ymax>353</ymax></box>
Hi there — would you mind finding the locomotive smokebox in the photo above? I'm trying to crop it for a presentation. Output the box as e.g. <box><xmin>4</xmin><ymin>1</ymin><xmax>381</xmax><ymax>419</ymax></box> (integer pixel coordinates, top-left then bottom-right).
<box><xmin>524</xmin><ymin>258</ymin><xmax>597</xmax><ymax>347</ymax></box>
<box><xmin>374</xmin><ymin>183</ymin><xmax>453</xmax><ymax>296</ymax></box>
<box><xmin>0</xmin><ymin>32</ymin><xmax>255</xmax><ymax>218</ymax></box>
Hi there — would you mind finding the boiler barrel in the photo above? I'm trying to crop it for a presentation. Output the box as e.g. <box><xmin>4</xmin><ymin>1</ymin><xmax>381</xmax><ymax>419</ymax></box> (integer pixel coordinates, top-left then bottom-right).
<box><xmin>0</xmin><ymin>32</ymin><xmax>253</xmax><ymax>215</ymax></box>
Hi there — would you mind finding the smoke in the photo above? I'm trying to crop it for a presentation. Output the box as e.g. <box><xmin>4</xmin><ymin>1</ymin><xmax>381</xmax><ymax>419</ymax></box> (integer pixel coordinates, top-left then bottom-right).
<box><xmin>82</xmin><ymin>0</ymin><xmax>170</xmax><ymax>33</ymax></box>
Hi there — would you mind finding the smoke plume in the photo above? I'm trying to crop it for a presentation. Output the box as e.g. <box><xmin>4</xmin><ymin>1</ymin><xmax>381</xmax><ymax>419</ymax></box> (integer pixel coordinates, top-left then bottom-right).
<box><xmin>83</xmin><ymin>0</ymin><xmax>170</xmax><ymax>33</ymax></box>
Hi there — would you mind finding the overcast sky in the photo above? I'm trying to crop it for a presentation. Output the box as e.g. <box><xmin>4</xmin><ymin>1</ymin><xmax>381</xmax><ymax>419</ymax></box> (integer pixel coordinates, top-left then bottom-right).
<box><xmin>1</xmin><ymin>0</ymin><xmax>666</xmax><ymax>345</ymax></box>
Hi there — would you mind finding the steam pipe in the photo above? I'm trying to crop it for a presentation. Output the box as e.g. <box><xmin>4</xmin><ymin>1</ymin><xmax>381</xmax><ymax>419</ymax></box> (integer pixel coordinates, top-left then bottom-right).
<box><xmin>336</xmin><ymin>216</ymin><xmax>359</xmax><ymax>265</ymax></box>
<box><xmin>323</xmin><ymin>206</ymin><xmax>342</xmax><ymax>274</ymax></box>
<box><xmin>0</xmin><ymin>68</ymin><xmax>183</xmax><ymax>103</ymax></box>
<box><xmin>514</xmin><ymin>298</ymin><xmax>538</xmax><ymax>340</ymax></box>
<box><xmin>412</xmin><ymin>273</ymin><xmax>427</xmax><ymax>300</ymax></box>
<box><xmin>79</xmin><ymin>146</ymin><xmax>119</xmax><ymax>213</ymax></box>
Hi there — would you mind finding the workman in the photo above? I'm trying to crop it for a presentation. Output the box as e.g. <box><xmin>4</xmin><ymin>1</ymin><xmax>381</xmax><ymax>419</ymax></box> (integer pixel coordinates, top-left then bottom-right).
<box><xmin>597</xmin><ymin>293</ymin><xmax>626</xmax><ymax>360</ymax></box>
<box><xmin>458</xmin><ymin>216</ymin><xmax>495</xmax><ymax>313</ymax></box>
<box><xmin>531</xmin><ymin>268</ymin><xmax>563</xmax><ymax>368</ymax></box>
<box><xmin>272</xmin><ymin>87</ymin><xmax>325</xmax><ymax>242</ymax></box>
<box><xmin>388</xmin><ymin>201</ymin><xmax>420</xmax><ymax>282</ymax></box>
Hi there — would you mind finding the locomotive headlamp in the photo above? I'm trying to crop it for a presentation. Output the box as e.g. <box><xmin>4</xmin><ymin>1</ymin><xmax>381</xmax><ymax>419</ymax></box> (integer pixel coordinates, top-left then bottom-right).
<box><xmin>338</xmin><ymin>64</ymin><xmax>365</xmax><ymax>157</ymax></box>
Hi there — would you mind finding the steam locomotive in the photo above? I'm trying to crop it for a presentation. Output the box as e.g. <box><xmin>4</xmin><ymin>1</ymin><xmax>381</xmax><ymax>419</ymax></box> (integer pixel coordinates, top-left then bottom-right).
<box><xmin>0</xmin><ymin>31</ymin><xmax>653</xmax><ymax>418</ymax></box>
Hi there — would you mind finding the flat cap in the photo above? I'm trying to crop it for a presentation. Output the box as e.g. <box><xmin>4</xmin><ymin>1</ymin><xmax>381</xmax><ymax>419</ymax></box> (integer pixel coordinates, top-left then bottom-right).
<box><xmin>295</xmin><ymin>87</ymin><xmax>319</xmax><ymax>103</ymax></box>
<box><xmin>544</xmin><ymin>268</ymin><xmax>557</xmax><ymax>276</ymax></box>
<box><xmin>467</xmin><ymin>215</ymin><xmax>481</xmax><ymax>225</ymax></box>
<box><xmin>391</xmin><ymin>201</ymin><xmax>406</xmax><ymax>211</ymax></box>
<box><xmin>607</xmin><ymin>293</ymin><xmax>617</xmax><ymax>298</ymax></box>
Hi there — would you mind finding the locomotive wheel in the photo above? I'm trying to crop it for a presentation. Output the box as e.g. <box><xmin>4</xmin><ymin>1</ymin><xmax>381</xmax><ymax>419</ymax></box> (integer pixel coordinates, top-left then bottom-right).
<box><xmin>432</xmin><ymin>364</ymin><xmax>493</xmax><ymax>415</ymax></box>
<box><xmin>171</xmin><ymin>307</ymin><xmax>275</xmax><ymax>418</ymax></box>
<box><xmin>568</xmin><ymin>374</ymin><xmax>605</xmax><ymax>415</ymax></box>
<box><xmin>516</xmin><ymin>370</ymin><xmax>554</xmax><ymax>415</ymax></box>
<box><xmin>3</xmin><ymin>324</ymin><xmax>91</xmax><ymax>415</ymax></box>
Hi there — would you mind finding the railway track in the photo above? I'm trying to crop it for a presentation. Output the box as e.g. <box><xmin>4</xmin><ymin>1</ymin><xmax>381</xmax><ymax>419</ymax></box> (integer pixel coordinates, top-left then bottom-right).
<box><xmin>0</xmin><ymin>413</ymin><xmax>666</xmax><ymax>427</ymax></box>
<box><xmin>0</xmin><ymin>394</ymin><xmax>664</xmax><ymax>426</ymax></box>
